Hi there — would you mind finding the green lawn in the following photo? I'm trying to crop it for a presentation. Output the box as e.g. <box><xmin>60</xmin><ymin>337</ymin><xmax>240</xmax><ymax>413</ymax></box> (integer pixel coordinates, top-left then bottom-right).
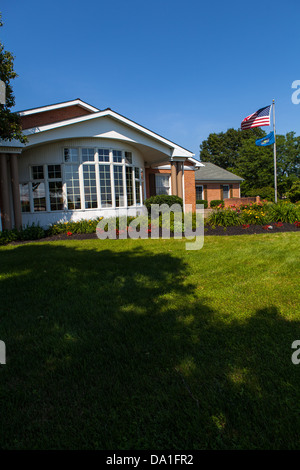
<box><xmin>0</xmin><ymin>232</ymin><xmax>299</xmax><ymax>449</ymax></box>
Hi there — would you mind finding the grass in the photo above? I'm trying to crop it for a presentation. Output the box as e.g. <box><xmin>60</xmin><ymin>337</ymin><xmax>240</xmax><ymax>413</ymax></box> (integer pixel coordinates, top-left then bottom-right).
<box><xmin>0</xmin><ymin>232</ymin><xmax>299</xmax><ymax>449</ymax></box>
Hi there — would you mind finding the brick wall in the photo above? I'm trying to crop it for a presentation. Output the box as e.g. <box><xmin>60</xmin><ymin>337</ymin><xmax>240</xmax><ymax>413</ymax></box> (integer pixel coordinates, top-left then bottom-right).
<box><xmin>195</xmin><ymin>182</ymin><xmax>240</xmax><ymax>205</ymax></box>
<box><xmin>224</xmin><ymin>196</ymin><xmax>260</xmax><ymax>207</ymax></box>
<box><xmin>20</xmin><ymin>105</ymin><xmax>93</xmax><ymax>129</ymax></box>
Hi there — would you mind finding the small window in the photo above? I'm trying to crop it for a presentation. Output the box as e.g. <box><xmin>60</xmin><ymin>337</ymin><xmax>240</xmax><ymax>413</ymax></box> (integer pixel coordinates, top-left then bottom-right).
<box><xmin>32</xmin><ymin>165</ymin><xmax>44</xmax><ymax>180</ymax></box>
<box><xmin>155</xmin><ymin>174</ymin><xmax>170</xmax><ymax>196</ymax></box>
<box><xmin>113</xmin><ymin>150</ymin><xmax>122</xmax><ymax>163</ymax></box>
<box><xmin>49</xmin><ymin>182</ymin><xmax>63</xmax><ymax>211</ymax></box>
<box><xmin>32</xmin><ymin>182</ymin><xmax>46</xmax><ymax>212</ymax></box>
<box><xmin>98</xmin><ymin>149</ymin><xmax>110</xmax><ymax>162</ymax></box>
<box><xmin>64</xmin><ymin>148</ymin><xmax>79</xmax><ymax>163</ymax></box>
<box><xmin>82</xmin><ymin>148</ymin><xmax>95</xmax><ymax>162</ymax></box>
<box><xmin>125</xmin><ymin>152</ymin><xmax>132</xmax><ymax>164</ymax></box>
<box><xmin>134</xmin><ymin>167</ymin><xmax>140</xmax><ymax>179</ymax></box>
<box><xmin>48</xmin><ymin>165</ymin><xmax>61</xmax><ymax>179</ymax></box>
<box><xmin>20</xmin><ymin>183</ymin><xmax>30</xmax><ymax>212</ymax></box>
<box><xmin>223</xmin><ymin>185</ymin><xmax>229</xmax><ymax>199</ymax></box>
<box><xmin>196</xmin><ymin>185</ymin><xmax>203</xmax><ymax>200</ymax></box>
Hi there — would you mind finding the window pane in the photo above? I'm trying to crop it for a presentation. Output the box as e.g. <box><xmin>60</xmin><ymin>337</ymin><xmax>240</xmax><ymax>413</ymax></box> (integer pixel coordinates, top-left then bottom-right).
<box><xmin>20</xmin><ymin>183</ymin><xmax>30</xmax><ymax>212</ymax></box>
<box><xmin>196</xmin><ymin>186</ymin><xmax>203</xmax><ymax>200</ymax></box>
<box><xmin>83</xmin><ymin>165</ymin><xmax>97</xmax><ymax>209</ymax></box>
<box><xmin>82</xmin><ymin>148</ymin><xmax>95</xmax><ymax>162</ymax></box>
<box><xmin>98</xmin><ymin>149</ymin><xmax>110</xmax><ymax>162</ymax></box>
<box><xmin>126</xmin><ymin>166</ymin><xmax>134</xmax><ymax>206</ymax></box>
<box><xmin>99</xmin><ymin>165</ymin><xmax>112</xmax><ymax>208</ymax></box>
<box><xmin>48</xmin><ymin>165</ymin><xmax>61</xmax><ymax>179</ymax></box>
<box><xmin>125</xmin><ymin>152</ymin><xmax>132</xmax><ymax>164</ymax></box>
<box><xmin>113</xmin><ymin>150</ymin><xmax>122</xmax><ymax>163</ymax></box>
<box><xmin>49</xmin><ymin>181</ymin><xmax>63</xmax><ymax>211</ymax></box>
<box><xmin>155</xmin><ymin>174</ymin><xmax>170</xmax><ymax>196</ymax></box>
<box><xmin>223</xmin><ymin>185</ymin><xmax>229</xmax><ymax>199</ymax></box>
<box><xmin>32</xmin><ymin>182</ymin><xmax>46</xmax><ymax>211</ymax></box>
<box><xmin>64</xmin><ymin>148</ymin><xmax>79</xmax><ymax>163</ymax></box>
<box><xmin>32</xmin><ymin>165</ymin><xmax>44</xmax><ymax>180</ymax></box>
<box><xmin>114</xmin><ymin>166</ymin><xmax>124</xmax><ymax>207</ymax></box>
<box><xmin>134</xmin><ymin>167</ymin><xmax>140</xmax><ymax>179</ymax></box>
<box><xmin>135</xmin><ymin>181</ymin><xmax>141</xmax><ymax>205</ymax></box>
<box><xmin>65</xmin><ymin>165</ymin><xmax>81</xmax><ymax>210</ymax></box>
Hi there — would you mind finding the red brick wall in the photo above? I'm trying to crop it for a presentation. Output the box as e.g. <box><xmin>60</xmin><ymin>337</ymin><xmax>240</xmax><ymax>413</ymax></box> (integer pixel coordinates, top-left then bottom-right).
<box><xmin>20</xmin><ymin>105</ymin><xmax>93</xmax><ymax>129</ymax></box>
<box><xmin>195</xmin><ymin>182</ymin><xmax>240</xmax><ymax>205</ymax></box>
<box><xmin>224</xmin><ymin>196</ymin><xmax>260</xmax><ymax>207</ymax></box>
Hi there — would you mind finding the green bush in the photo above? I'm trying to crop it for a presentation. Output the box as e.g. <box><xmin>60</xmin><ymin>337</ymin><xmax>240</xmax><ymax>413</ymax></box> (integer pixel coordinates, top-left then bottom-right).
<box><xmin>210</xmin><ymin>199</ymin><xmax>224</xmax><ymax>208</ymax></box>
<box><xmin>144</xmin><ymin>195</ymin><xmax>183</xmax><ymax>215</ymax></box>
<box><xmin>196</xmin><ymin>199</ymin><xmax>208</xmax><ymax>208</ymax></box>
<box><xmin>19</xmin><ymin>223</ymin><xmax>45</xmax><ymax>240</ymax></box>
<box><xmin>0</xmin><ymin>229</ymin><xmax>19</xmax><ymax>245</ymax></box>
<box><xmin>48</xmin><ymin>217</ymin><xmax>103</xmax><ymax>235</ymax></box>
<box><xmin>265</xmin><ymin>202</ymin><xmax>300</xmax><ymax>223</ymax></box>
<box><xmin>207</xmin><ymin>208</ymin><xmax>241</xmax><ymax>227</ymax></box>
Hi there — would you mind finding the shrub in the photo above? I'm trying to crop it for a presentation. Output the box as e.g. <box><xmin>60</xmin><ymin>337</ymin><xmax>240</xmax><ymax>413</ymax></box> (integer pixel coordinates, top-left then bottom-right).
<box><xmin>196</xmin><ymin>199</ymin><xmax>208</xmax><ymax>208</ymax></box>
<box><xmin>210</xmin><ymin>199</ymin><xmax>224</xmax><ymax>208</ymax></box>
<box><xmin>207</xmin><ymin>208</ymin><xmax>241</xmax><ymax>227</ymax></box>
<box><xmin>265</xmin><ymin>202</ymin><xmax>300</xmax><ymax>223</ymax></box>
<box><xmin>48</xmin><ymin>217</ymin><xmax>103</xmax><ymax>235</ymax></box>
<box><xmin>0</xmin><ymin>229</ymin><xmax>19</xmax><ymax>245</ymax></box>
<box><xmin>144</xmin><ymin>195</ymin><xmax>183</xmax><ymax>215</ymax></box>
<box><xmin>19</xmin><ymin>223</ymin><xmax>45</xmax><ymax>240</ymax></box>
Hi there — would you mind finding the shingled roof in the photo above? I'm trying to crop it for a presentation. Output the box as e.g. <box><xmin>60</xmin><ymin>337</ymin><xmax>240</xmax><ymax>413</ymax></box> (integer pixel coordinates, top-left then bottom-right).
<box><xmin>195</xmin><ymin>162</ymin><xmax>244</xmax><ymax>182</ymax></box>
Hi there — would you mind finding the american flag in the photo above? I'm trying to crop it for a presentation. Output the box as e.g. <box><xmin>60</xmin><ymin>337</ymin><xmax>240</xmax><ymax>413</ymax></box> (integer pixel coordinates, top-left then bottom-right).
<box><xmin>241</xmin><ymin>105</ymin><xmax>271</xmax><ymax>130</ymax></box>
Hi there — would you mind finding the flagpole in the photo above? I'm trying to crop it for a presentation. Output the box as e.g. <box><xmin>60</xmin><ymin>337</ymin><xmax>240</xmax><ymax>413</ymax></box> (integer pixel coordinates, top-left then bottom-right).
<box><xmin>272</xmin><ymin>99</ymin><xmax>277</xmax><ymax>203</ymax></box>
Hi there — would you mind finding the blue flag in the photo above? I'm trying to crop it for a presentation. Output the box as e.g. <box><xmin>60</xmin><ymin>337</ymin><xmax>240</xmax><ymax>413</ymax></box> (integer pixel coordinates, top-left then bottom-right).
<box><xmin>255</xmin><ymin>132</ymin><xmax>275</xmax><ymax>146</ymax></box>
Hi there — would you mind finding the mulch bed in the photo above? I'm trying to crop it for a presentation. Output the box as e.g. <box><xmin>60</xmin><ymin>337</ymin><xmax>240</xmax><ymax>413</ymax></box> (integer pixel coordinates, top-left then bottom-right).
<box><xmin>7</xmin><ymin>223</ymin><xmax>300</xmax><ymax>245</ymax></box>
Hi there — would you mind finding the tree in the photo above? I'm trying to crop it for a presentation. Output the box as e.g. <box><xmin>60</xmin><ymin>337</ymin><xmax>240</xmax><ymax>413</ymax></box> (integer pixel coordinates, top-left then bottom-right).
<box><xmin>0</xmin><ymin>14</ymin><xmax>26</xmax><ymax>143</ymax></box>
<box><xmin>199</xmin><ymin>128</ymin><xmax>300</xmax><ymax>197</ymax></box>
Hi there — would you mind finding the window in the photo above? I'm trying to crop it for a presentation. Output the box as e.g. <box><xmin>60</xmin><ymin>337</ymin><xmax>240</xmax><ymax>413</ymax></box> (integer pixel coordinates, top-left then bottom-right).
<box><xmin>32</xmin><ymin>165</ymin><xmax>44</xmax><ymax>180</ymax></box>
<box><xmin>82</xmin><ymin>148</ymin><xmax>95</xmax><ymax>162</ymax></box>
<box><xmin>99</xmin><ymin>165</ymin><xmax>112</xmax><ymax>207</ymax></box>
<box><xmin>83</xmin><ymin>164</ymin><xmax>97</xmax><ymax>209</ymax></box>
<box><xmin>155</xmin><ymin>174</ymin><xmax>170</xmax><ymax>195</ymax></box>
<box><xmin>114</xmin><ymin>166</ymin><xmax>124</xmax><ymax>207</ymax></box>
<box><xmin>196</xmin><ymin>185</ymin><xmax>203</xmax><ymax>200</ymax></box>
<box><xmin>48</xmin><ymin>165</ymin><xmax>61</xmax><ymax>179</ymax></box>
<box><xmin>32</xmin><ymin>182</ymin><xmax>46</xmax><ymax>211</ymax></box>
<box><xmin>49</xmin><ymin>181</ymin><xmax>63</xmax><ymax>211</ymax></box>
<box><xmin>20</xmin><ymin>183</ymin><xmax>30</xmax><ymax>212</ymax></box>
<box><xmin>48</xmin><ymin>164</ymin><xmax>63</xmax><ymax>211</ymax></box>
<box><xmin>223</xmin><ymin>185</ymin><xmax>229</xmax><ymax>199</ymax></box>
<box><xmin>98</xmin><ymin>149</ymin><xmax>110</xmax><ymax>162</ymax></box>
<box><xmin>65</xmin><ymin>165</ymin><xmax>81</xmax><ymax>210</ymax></box>
<box><xmin>113</xmin><ymin>150</ymin><xmax>122</xmax><ymax>163</ymax></box>
<box><xmin>126</xmin><ymin>166</ymin><xmax>134</xmax><ymax>206</ymax></box>
<box><xmin>125</xmin><ymin>152</ymin><xmax>132</xmax><ymax>164</ymax></box>
<box><xmin>134</xmin><ymin>167</ymin><xmax>141</xmax><ymax>205</ymax></box>
<box><xmin>64</xmin><ymin>148</ymin><xmax>79</xmax><ymax>163</ymax></box>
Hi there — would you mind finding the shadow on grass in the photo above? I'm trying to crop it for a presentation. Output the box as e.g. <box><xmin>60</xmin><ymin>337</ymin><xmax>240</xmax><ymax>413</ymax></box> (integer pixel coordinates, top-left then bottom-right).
<box><xmin>0</xmin><ymin>242</ymin><xmax>299</xmax><ymax>450</ymax></box>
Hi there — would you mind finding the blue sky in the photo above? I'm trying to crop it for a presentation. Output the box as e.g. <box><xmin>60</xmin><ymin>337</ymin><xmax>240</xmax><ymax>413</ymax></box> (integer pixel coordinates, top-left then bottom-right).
<box><xmin>1</xmin><ymin>0</ymin><xmax>300</xmax><ymax>158</ymax></box>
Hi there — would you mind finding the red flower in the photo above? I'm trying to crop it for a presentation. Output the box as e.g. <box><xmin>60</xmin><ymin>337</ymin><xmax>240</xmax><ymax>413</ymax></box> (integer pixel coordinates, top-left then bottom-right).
<box><xmin>242</xmin><ymin>224</ymin><xmax>250</xmax><ymax>229</ymax></box>
<box><xmin>275</xmin><ymin>222</ymin><xmax>283</xmax><ymax>227</ymax></box>
<box><xmin>67</xmin><ymin>231</ymin><xmax>72</xmax><ymax>236</ymax></box>
<box><xmin>294</xmin><ymin>221</ymin><xmax>300</xmax><ymax>228</ymax></box>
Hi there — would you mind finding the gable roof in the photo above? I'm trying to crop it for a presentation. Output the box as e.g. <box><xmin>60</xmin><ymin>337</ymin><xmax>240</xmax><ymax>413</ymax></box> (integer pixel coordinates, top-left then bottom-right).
<box><xmin>22</xmin><ymin>104</ymin><xmax>196</xmax><ymax>160</ymax></box>
<box><xmin>195</xmin><ymin>162</ymin><xmax>244</xmax><ymax>182</ymax></box>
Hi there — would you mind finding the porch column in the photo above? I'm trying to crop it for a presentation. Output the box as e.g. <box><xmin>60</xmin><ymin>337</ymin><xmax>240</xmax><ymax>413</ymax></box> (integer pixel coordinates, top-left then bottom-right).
<box><xmin>171</xmin><ymin>160</ymin><xmax>177</xmax><ymax>195</ymax></box>
<box><xmin>176</xmin><ymin>161</ymin><xmax>183</xmax><ymax>199</ymax></box>
<box><xmin>10</xmin><ymin>153</ymin><xmax>22</xmax><ymax>229</ymax></box>
<box><xmin>0</xmin><ymin>153</ymin><xmax>12</xmax><ymax>230</ymax></box>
